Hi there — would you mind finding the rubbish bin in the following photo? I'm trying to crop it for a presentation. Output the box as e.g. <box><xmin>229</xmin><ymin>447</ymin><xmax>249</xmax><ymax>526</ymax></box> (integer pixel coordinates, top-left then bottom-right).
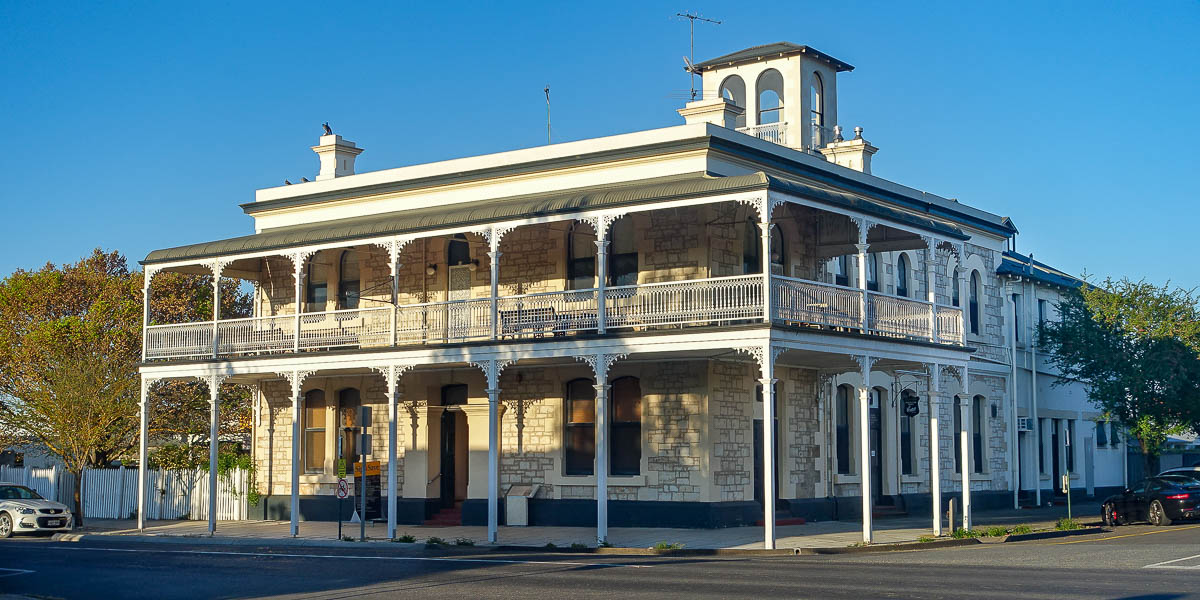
<box><xmin>505</xmin><ymin>484</ymin><xmax>541</xmax><ymax>526</ymax></box>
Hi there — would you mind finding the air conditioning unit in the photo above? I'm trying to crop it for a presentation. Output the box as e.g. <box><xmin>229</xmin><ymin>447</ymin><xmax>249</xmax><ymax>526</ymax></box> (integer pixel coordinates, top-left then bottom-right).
<box><xmin>1017</xmin><ymin>417</ymin><xmax>1033</xmax><ymax>432</ymax></box>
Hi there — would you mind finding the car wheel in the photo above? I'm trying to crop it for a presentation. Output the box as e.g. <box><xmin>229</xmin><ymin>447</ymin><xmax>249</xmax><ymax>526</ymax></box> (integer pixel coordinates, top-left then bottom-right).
<box><xmin>1102</xmin><ymin>504</ymin><xmax>1117</xmax><ymax>527</ymax></box>
<box><xmin>1149</xmin><ymin>500</ymin><xmax>1173</xmax><ymax>526</ymax></box>
<box><xmin>0</xmin><ymin>513</ymin><xmax>12</xmax><ymax>539</ymax></box>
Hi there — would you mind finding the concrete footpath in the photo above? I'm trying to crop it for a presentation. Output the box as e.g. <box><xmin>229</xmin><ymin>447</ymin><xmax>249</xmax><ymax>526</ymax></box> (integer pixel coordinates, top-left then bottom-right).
<box><xmin>62</xmin><ymin>502</ymin><xmax>1099</xmax><ymax>550</ymax></box>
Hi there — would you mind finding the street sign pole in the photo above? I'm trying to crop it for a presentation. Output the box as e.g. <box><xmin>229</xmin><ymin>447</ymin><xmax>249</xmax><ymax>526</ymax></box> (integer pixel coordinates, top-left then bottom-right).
<box><xmin>337</xmin><ymin>437</ymin><xmax>343</xmax><ymax>540</ymax></box>
<box><xmin>360</xmin><ymin>406</ymin><xmax>372</xmax><ymax>542</ymax></box>
<box><xmin>1065</xmin><ymin>425</ymin><xmax>1072</xmax><ymax>521</ymax></box>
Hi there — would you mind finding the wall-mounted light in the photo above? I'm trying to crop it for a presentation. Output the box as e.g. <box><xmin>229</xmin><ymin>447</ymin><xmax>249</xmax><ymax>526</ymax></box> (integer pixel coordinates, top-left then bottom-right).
<box><xmin>425</xmin><ymin>264</ymin><xmax>437</xmax><ymax>276</ymax></box>
<box><xmin>468</xmin><ymin>259</ymin><xmax>480</xmax><ymax>272</ymax></box>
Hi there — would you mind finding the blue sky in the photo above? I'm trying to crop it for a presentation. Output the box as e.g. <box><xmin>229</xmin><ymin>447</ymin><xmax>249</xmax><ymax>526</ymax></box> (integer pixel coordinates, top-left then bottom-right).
<box><xmin>1</xmin><ymin>1</ymin><xmax>1197</xmax><ymax>288</ymax></box>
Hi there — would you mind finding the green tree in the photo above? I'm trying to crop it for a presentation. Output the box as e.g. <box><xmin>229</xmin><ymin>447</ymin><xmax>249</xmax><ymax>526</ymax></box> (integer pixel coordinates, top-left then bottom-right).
<box><xmin>1039</xmin><ymin>278</ymin><xmax>1200</xmax><ymax>476</ymax></box>
<box><xmin>0</xmin><ymin>250</ymin><xmax>253</xmax><ymax>524</ymax></box>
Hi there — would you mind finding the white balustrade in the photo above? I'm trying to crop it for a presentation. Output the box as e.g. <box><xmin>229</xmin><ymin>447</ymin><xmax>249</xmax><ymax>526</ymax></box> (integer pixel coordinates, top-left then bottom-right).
<box><xmin>868</xmin><ymin>293</ymin><xmax>934</xmax><ymax>340</ymax></box>
<box><xmin>145</xmin><ymin>274</ymin><xmax>969</xmax><ymax>359</ymax></box>
<box><xmin>936</xmin><ymin>306</ymin><xmax>964</xmax><ymax>345</ymax></box>
<box><xmin>396</xmin><ymin>298</ymin><xmax>492</xmax><ymax>345</ymax></box>
<box><xmin>298</xmin><ymin>306</ymin><xmax>393</xmax><ymax>350</ymax></box>
<box><xmin>772</xmin><ymin>276</ymin><xmax>862</xmax><ymax>330</ymax></box>
<box><xmin>605</xmin><ymin>275</ymin><xmax>763</xmax><ymax>329</ymax></box>
<box><xmin>738</xmin><ymin>122</ymin><xmax>788</xmax><ymax>145</ymax></box>
<box><xmin>497</xmin><ymin>288</ymin><xmax>598</xmax><ymax>339</ymax></box>
<box><xmin>145</xmin><ymin>322</ymin><xmax>214</xmax><ymax>359</ymax></box>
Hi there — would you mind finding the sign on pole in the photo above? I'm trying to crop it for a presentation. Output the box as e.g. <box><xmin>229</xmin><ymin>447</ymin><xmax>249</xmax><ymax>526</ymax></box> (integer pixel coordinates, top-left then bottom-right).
<box><xmin>336</xmin><ymin>478</ymin><xmax>349</xmax><ymax>499</ymax></box>
<box><xmin>337</xmin><ymin>459</ymin><xmax>347</xmax><ymax>478</ymax></box>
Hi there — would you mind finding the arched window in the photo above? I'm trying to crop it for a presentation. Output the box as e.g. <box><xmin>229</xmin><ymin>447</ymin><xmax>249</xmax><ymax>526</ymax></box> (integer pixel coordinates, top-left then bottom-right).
<box><xmin>611</xmin><ymin>376</ymin><xmax>642</xmax><ymax>476</ymax></box>
<box><xmin>952</xmin><ymin>271</ymin><xmax>961</xmax><ymax>307</ymax></box>
<box><xmin>969</xmin><ymin>270</ymin><xmax>982</xmax><ymax>334</ymax></box>
<box><xmin>953</xmin><ymin>395</ymin><xmax>963</xmax><ymax>474</ymax></box>
<box><xmin>743</xmin><ymin>219</ymin><xmax>762</xmax><ymax>275</ymax></box>
<box><xmin>447</xmin><ymin>234</ymin><xmax>471</xmax><ymax>266</ymax></box>
<box><xmin>303</xmin><ymin>389</ymin><xmax>326</xmax><ymax>474</ymax></box>
<box><xmin>810</xmin><ymin>72</ymin><xmax>824</xmax><ymax>128</ymax></box>
<box><xmin>834</xmin><ymin>256</ymin><xmax>849</xmax><ymax>287</ymax></box>
<box><xmin>564</xmin><ymin>378</ymin><xmax>596</xmax><ymax>476</ymax></box>
<box><xmin>305</xmin><ymin>255</ymin><xmax>328</xmax><ymax>311</ymax></box>
<box><xmin>896</xmin><ymin>254</ymin><xmax>909</xmax><ymax>298</ymax></box>
<box><xmin>836</xmin><ymin>384</ymin><xmax>852</xmax><ymax>475</ymax></box>
<box><xmin>755</xmin><ymin>69</ymin><xmax>784</xmax><ymax>125</ymax></box>
<box><xmin>338</xmin><ymin>251</ymin><xmax>360</xmax><ymax>309</ymax></box>
<box><xmin>337</xmin><ymin>388</ymin><xmax>361</xmax><ymax>468</ymax></box>
<box><xmin>972</xmin><ymin>395</ymin><xmax>986</xmax><ymax>474</ymax></box>
<box><xmin>866</xmin><ymin>254</ymin><xmax>879</xmax><ymax>292</ymax></box>
<box><xmin>608</xmin><ymin>218</ymin><xmax>637</xmax><ymax>287</ymax></box>
<box><xmin>769</xmin><ymin>225</ymin><xmax>785</xmax><ymax>274</ymax></box>
<box><xmin>719</xmin><ymin>75</ymin><xmax>747</xmax><ymax>129</ymax></box>
<box><xmin>566</xmin><ymin>222</ymin><xmax>596</xmax><ymax>290</ymax></box>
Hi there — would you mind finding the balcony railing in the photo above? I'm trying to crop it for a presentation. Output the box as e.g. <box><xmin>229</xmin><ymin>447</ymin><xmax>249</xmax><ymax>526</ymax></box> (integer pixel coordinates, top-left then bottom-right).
<box><xmin>738</xmin><ymin>122</ymin><xmax>787</xmax><ymax>146</ymax></box>
<box><xmin>144</xmin><ymin>274</ymin><xmax>966</xmax><ymax>359</ymax></box>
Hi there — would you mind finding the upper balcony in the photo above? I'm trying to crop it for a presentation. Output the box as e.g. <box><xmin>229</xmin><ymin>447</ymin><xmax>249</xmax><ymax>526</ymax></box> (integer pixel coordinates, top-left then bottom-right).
<box><xmin>141</xmin><ymin>172</ymin><xmax>973</xmax><ymax>361</ymax></box>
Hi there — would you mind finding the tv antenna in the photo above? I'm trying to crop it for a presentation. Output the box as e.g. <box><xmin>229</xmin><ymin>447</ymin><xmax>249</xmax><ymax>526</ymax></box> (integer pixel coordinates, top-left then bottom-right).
<box><xmin>544</xmin><ymin>85</ymin><xmax>551</xmax><ymax>144</ymax></box>
<box><xmin>675</xmin><ymin>12</ymin><xmax>721</xmax><ymax>101</ymax></box>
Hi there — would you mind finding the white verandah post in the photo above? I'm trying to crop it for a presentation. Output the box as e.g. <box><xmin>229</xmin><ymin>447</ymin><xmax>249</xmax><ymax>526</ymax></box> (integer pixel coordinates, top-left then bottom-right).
<box><xmin>207</xmin><ymin>374</ymin><xmax>223</xmax><ymax>535</ymax></box>
<box><xmin>594</xmin><ymin>221</ymin><xmax>609</xmax><ymax>335</ymax></box>
<box><xmin>485</xmin><ymin>361</ymin><xmax>502</xmax><ymax>543</ymax></box>
<box><xmin>924</xmin><ymin>240</ymin><xmax>938</xmax><ymax>343</ymax></box>
<box><xmin>760</xmin><ymin>206</ymin><xmax>772</xmax><ymax>323</ymax></box>
<box><xmin>960</xmin><ymin>364</ymin><xmax>972</xmax><ymax>531</ymax></box>
<box><xmin>137</xmin><ymin>376</ymin><xmax>151</xmax><ymax>530</ymax></box>
<box><xmin>489</xmin><ymin>228</ymin><xmax>501</xmax><ymax>341</ymax></box>
<box><xmin>929</xmin><ymin>362</ymin><xmax>942</xmax><ymax>536</ymax></box>
<box><xmin>855</xmin><ymin>219</ymin><xmax>871</xmax><ymax>334</ymax></box>
<box><xmin>760</xmin><ymin>345</ymin><xmax>778</xmax><ymax>549</ymax></box>
<box><xmin>857</xmin><ymin>355</ymin><xmax>875</xmax><ymax>544</ymax></box>
<box><xmin>292</xmin><ymin>254</ymin><xmax>305</xmax><ymax>353</ymax></box>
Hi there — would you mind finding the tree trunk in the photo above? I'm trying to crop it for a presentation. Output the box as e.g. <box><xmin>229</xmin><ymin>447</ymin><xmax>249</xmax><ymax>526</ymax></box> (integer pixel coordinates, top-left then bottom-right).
<box><xmin>1142</xmin><ymin>447</ymin><xmax>1157</xmax><ymax>481</ymax></box>
<box><xmin>72</xmin><ymin>468</ymin><xmax>85</xmax><ymax>527</ymax></box>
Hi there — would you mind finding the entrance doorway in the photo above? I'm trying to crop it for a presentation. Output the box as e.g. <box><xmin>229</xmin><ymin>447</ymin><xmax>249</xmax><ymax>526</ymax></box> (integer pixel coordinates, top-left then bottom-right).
<box><xmin>753</xmin><ymin>418</ymin><xmax>779</xmax><ymax>507</ymax></box>
<box><xmin>438</xmin><ymin>384</ymin><xmax>470</xmax><ymax>509</ymax></box>
<box><xmin>1051</xmin><ymin>420</ymin><xmax>1062</xmax><ymax>497</ymax></box>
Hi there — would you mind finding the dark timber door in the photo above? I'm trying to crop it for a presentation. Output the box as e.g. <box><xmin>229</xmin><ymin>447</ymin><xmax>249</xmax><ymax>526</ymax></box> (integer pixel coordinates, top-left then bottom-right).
<box><xmin>1051</xmin><ymin>421</ymin><xmax>1062</xmax><ymax>497</ymax></box>
<box><xmin>869</xmin><ymin>404</ymin><xmax>883</xmax><ymax>499</ymax></box>
<box><xmin>439</xmin><ymin>410</ymin><xmax>456</xmax><ymax>508</ymax></box>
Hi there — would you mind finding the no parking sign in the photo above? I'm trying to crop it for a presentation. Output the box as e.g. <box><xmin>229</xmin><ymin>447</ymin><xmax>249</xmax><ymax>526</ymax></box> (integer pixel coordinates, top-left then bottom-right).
<box><xmin>336</xmin><ymin>478</ymin><xmax>349</xmax><ymax>499</ymax></box>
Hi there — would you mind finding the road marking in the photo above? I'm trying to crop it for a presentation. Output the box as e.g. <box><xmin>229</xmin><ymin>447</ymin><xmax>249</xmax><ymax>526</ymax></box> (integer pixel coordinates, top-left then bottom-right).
<box><xmin>0</xmin><ymin>568</ymin><xmax>35</xmax><ymax>578</ymax></box>
<box><xmin>1145</xmin><ymin>553</ymin><xmax>1200</xmax><ymax>569</ymax></box>
<box><xmin>1050</xmin><ymin>523</ymin><xmax>1200</xmax><ymax>545</ymax></box>
<box><xmin>51</xmin><ymin>546</ymin><xmax>650</xmax><ymax>568</ymax></box>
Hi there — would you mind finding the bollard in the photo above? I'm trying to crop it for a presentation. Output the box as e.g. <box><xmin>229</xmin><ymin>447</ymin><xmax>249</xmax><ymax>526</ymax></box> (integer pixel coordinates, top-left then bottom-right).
<box><xmin>947</xmin><ymin>497</ymin><xmax>957</xmax><ymax>533</ymax></box>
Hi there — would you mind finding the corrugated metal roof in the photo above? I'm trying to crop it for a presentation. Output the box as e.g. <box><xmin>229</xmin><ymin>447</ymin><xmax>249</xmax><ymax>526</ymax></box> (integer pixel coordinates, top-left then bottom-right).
<box><xmin>143</xmin><ymin>171</ymin><xmax>966</xmax><ymax>265</ymax></box>
<box><xmin>695</xmin><ymin>42</ymin><xmax>854</xmax><ymax>72</ymax></box>
<box><xmin>998</xmin><ymin>250</ymin><xmax>1082</xmax><ymax>289</ymax></box>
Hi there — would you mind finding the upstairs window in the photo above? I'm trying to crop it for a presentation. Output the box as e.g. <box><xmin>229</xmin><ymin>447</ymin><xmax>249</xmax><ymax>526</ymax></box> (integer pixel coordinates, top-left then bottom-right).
<box><xmin>743</xmin><ymin>219</ymin><xmax>762</xmax><ymax>275</ymax></box>
<box><xmin>608</xmin><ymin>218</ymin><xmax>637</xmax><ymax>287</ymax></box>
<box><xmin>755</xmin><ymin>69</ymin><xmax>784</xmax><ymax>126</ymax></box>
<box><xmin>896</xmin><ymin>254</ymin><xmax>910</xmax><ymax>297</ymax></box>
<box><xmin>866</xmin><ymin>254</ymin><xmax>879</xmax><ymax>292</ymax></box>
<box><xmin>833</xmin><ymin>256</ymin><xmax>849</xmax><ymax>287</ymax></box>
<box><xmin>565</xmin><ymin>379</ymin><xmax>596</xmax><ymax>476</ymax></box>
<box><xmin>566</xmin><ymin>222</ymin><xmax>596</xmax><ymax>290</ymax></box>
<box><xmin>969</xmin><ymin>270</ymin><xmax>982</xmax><ymax>334</ymax></box>
<box><xmin>338</xmin><ymin>251</ymin><xmax>360</xmax><ymax>310</ymax></box>
<box><xmin>719</xmin><ymin>75</ymin><xmax>747</xmax><ymax>129</ymax></box>
<box><xmin>305</xmin><ymin>256</ymin><xmax>328</xmax><ymax>311</ymax></box>
<box><xmin>952</xmin><ymin>272</ymin><xmax>961</xmax><ymax>307</ymax></box>
<box><xmin>810</xmin><ymin>72</ymin><xmax>824</xmax><ymax>128</ymax></box>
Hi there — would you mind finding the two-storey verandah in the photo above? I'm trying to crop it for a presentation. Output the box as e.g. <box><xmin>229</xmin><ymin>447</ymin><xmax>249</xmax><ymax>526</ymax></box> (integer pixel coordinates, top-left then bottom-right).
<box><xmin>137</xmin><ymin>171</ymin><xmax>977</xmax><ymax>548</ymax></box>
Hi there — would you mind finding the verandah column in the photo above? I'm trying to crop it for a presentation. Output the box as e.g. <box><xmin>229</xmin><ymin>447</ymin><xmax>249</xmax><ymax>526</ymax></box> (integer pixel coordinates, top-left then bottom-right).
<box><xmin>928</xmin><ymin>363</ymin><xmax>942</xmax><ymax>536</ymax></box>
<box><xmin>211</xmin><ymin>260</ymin><xmax>223</xmax><ymax>358</ymax></box>
<box><xmin>855</xmin><ymin>354</ymin><xmax>876</xmax><ymax>544</ymax></box>
<box><xmin>923</xmin><ymin>238</ymin><xmax>938</xmax><ymax>343</ymax></box>
<box><xmin>760</xmin><ymin>206</ymin><xmax>772</xmax><ymax>323</ymax></box>
<box><xmin>575</xmin><ymin>353</ymin><xmax>624</xmax><ymax>545</ymax></box>
<box><xmin>594</xmin><ymin>222</ymin><xmax>609</xmax><ymax>334</ymax></box>
<box><xmin>137</xmin><ymin>376</ymin><xmax>153</xmax><ymax>530</ymax></box>
<box><xmin>760</xmin><ymin>346</ymin><xmax>779</xmax><ymax>549</ymax></box>
<box><xmin>489</xmin><ymin>228</ymin><xmax>501</xmax><ymax>340</ymax></box>
<box><xmin>278</xmin><ymin>369</ymin><xmax>311</xmax><ymax>537</ymax></box>
<box><xmin>206</xmin><ymin>374</ymin><xmax>225</xmax><ymax>535</ymax></box>
<box><xmin>372</xmin><ymin>363</ymin><xmax>413</xmax><ymax>540</ymax></box>
<box><xmin>960</xmin><ymin>363</ymin><xmax>972</xmax><ymax>531</ymax></box>
<box><xmin>290</xmin><ymin>252</ymin><xmax>308</xmax><ymax>353</ymax></box>
<box><xmin>854</xmin><ymin>218</ymin><xmax>872</xmax><ymax>333</ymax></box>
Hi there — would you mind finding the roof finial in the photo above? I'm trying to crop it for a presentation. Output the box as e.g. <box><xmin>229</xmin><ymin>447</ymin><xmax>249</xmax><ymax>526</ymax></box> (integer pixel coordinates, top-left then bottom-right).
<box><xmin>853</xmin><ymin>126</ymin><xmax>863</xmax><ymax>140</ymax></box>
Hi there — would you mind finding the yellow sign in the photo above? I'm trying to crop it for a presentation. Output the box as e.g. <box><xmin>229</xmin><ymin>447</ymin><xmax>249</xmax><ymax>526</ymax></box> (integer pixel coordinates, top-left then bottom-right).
<box><xmin>353</xmin><ymin>461</ymin><xmax>381</xmax><ymax>477</ymax></box>
<box><xmin>337</xmin><ymin>459</ymin><xmax>346</xmax><ymax>478</ymax></box>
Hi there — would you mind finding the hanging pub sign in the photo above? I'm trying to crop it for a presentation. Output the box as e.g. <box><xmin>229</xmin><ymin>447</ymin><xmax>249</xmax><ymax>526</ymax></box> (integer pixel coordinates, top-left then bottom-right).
<box><xmin>903</xmin><ymin>395</ymin><xmax>920</xmax><ymax>417</ymax></box>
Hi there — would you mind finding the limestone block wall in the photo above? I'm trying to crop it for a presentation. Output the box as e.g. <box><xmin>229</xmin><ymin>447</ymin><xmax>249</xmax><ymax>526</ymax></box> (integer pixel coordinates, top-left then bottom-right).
<box><xmin>708</xmin><ymin>360</ymin><xmax>754</xmax><ymax>502</ymax></box>
<box><xmin>498</xmin><ymin>367</ymin><xmax>562</xmax><ymax>498</ymax></box>
<box><xmin>639</xmin><ymin>209</ymin><xmax>705</xmax><ymax>283</ymax></box>
<box><xmin>252</xmin><ymin>375</ymin><xmax>401</xmax><ymax>497</ymax></box>
<box><xmin>781</xmin><ymin>367</ymin><xmax>821</xmax><ymax>499</ymax></box>
<box><xmin>640</xmin><ymin>361</ymin><xmax>706</xmax><ymax>502</ymax></box>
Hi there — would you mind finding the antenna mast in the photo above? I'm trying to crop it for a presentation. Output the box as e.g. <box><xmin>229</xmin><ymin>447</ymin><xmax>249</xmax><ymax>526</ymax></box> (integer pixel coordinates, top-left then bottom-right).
<box><xmin>676</xmin><ymin>11</ymin><xmax>721</xmax><ymax>101</ymax></box>
<box><xmin>544</xmin><ymin>85</ymin><xmax>551</xmax><ymax>144</ymax></box>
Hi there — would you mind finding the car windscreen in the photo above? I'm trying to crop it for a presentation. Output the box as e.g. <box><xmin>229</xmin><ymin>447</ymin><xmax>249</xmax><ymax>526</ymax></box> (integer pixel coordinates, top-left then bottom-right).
<box><xmin>0</xmin><ymin>485</ymin><xmax>43</xmax><ymax>500</ymax></box>
<box><xmin>1158</xmin><ymin>476</ymin><xmax>1200</xmax><ymax>489</ymax></box>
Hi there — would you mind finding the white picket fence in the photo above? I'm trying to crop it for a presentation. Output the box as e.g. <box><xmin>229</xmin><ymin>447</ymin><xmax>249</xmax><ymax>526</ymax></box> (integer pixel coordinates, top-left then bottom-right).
<box><xmin>0</xmin><ymin>466</ymin><xmax>248</xmax><ymax>521</ymax></box>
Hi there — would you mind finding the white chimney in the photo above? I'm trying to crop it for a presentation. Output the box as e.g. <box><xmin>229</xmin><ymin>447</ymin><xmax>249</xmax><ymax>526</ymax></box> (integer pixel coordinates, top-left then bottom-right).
<box><xmin>312</xmin><ymin>133</ymin><xmax>363</xmax><ymax>181</ymax></box>
<box><xmin>819</xmin><ymin>126</ymin><xmax>878</xmax><ymax>175</ymax></box>
<box><xmin>677</xmin><ymin>97</ymin><xmax>746</xmax><ymax>130</ymax></box>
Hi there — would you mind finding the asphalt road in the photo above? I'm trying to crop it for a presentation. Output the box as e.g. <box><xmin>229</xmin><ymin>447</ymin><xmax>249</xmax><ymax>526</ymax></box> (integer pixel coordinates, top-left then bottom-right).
<box><xmin>1</xmin><ymin>524</ymin><xmax>1198</xmax><ymax>599</ymax></box>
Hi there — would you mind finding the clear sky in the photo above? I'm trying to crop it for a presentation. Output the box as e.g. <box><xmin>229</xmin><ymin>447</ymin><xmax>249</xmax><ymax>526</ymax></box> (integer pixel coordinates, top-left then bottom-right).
<box><xmin>2</xmin><ymin>2</ymin><xmax>1197</xmax><ymax>287</ymax></box>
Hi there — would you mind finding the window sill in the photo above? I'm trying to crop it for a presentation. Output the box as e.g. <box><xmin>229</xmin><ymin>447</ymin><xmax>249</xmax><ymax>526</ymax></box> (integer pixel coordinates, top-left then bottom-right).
<box><xmin>901</xmin><ymin>475</ymin><xmax>922</xmax><ymax>484</ymax></box>
<box><xmin>546</xmin><ymin>472</ymin><xmax>647</xmax><ymax>487</ymax></box>
<box><xmin>834</xmin><ymin>475</ymin><xmax>861</xmax><ymax>485</ymax></box>
<box><xmin>301</xmin><ymin>474</ymin><xmax>339</xmax><ymax>484</ymax></box>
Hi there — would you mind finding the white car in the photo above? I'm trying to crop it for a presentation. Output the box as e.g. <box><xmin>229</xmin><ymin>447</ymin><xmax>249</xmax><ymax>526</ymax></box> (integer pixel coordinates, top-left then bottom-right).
<box><xmin>0</xmin><ymin>482</ymin><xmax>74</xmax><ymax>538</ymax></box>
